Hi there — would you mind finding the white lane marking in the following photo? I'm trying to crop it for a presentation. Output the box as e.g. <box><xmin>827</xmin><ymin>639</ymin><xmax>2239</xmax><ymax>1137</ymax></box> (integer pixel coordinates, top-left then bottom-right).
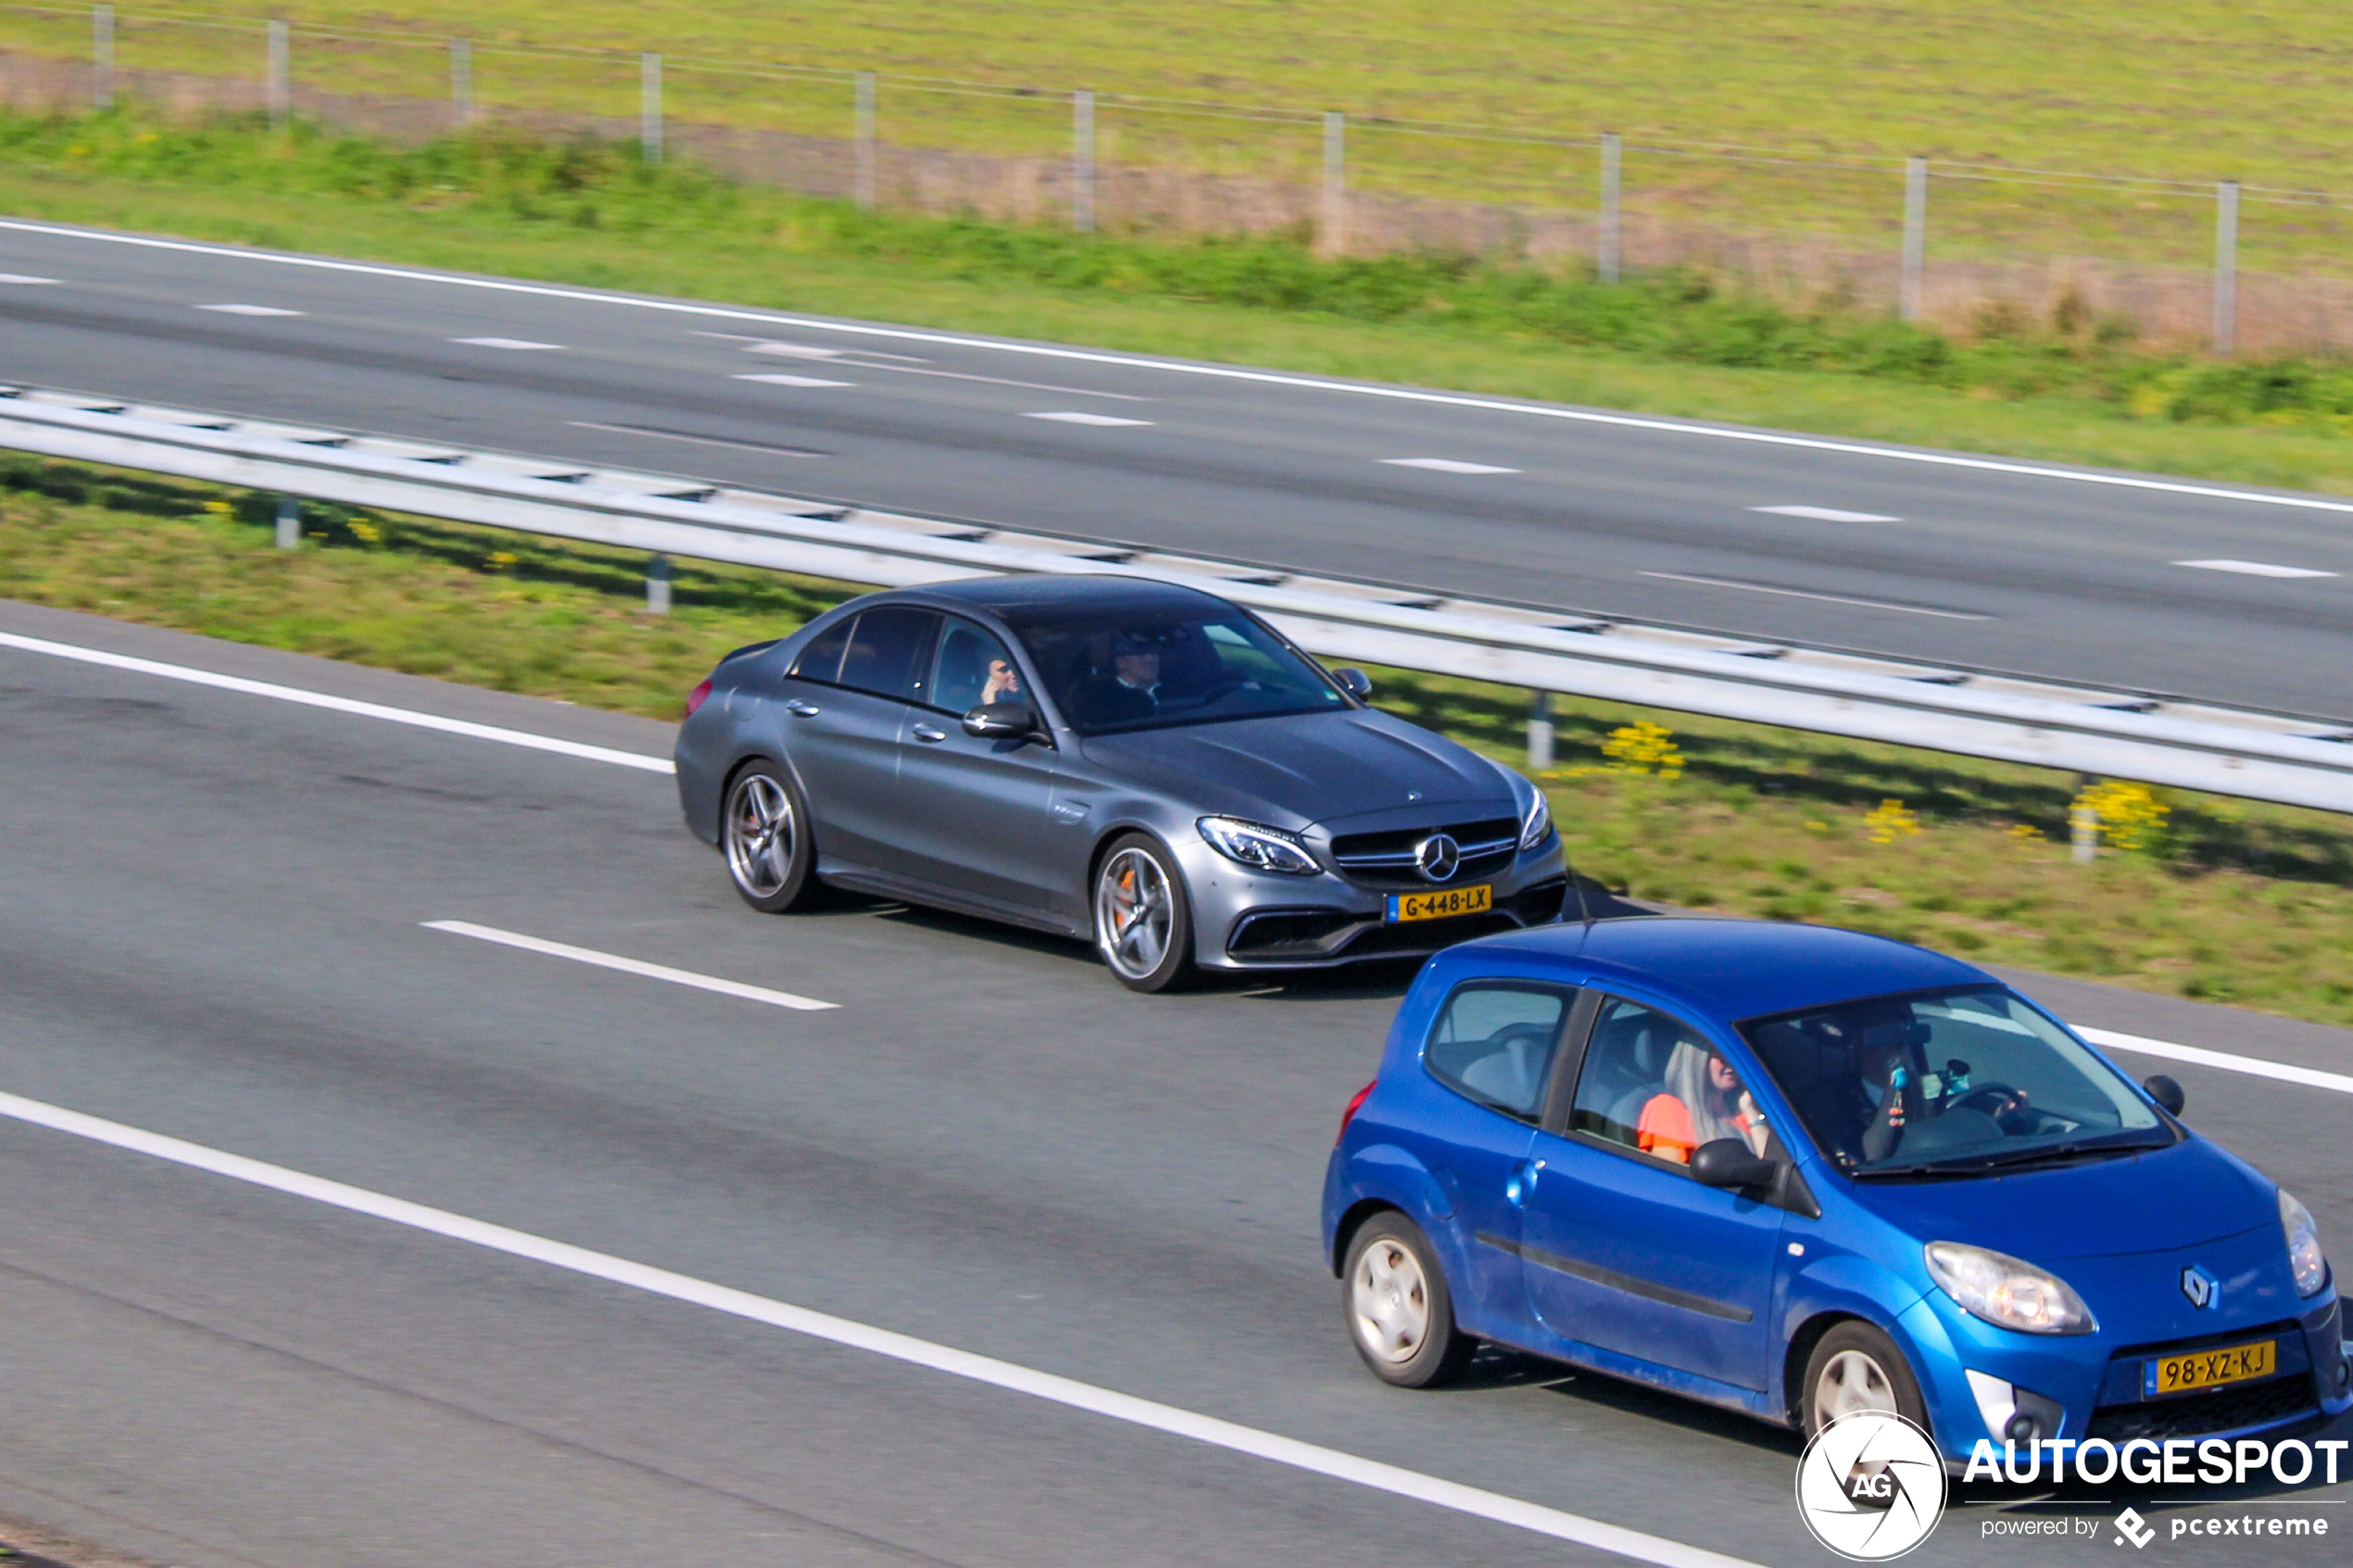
<box><xmin>2173</xmin><ymin>558</ymin><xmax>2338</xmax><ymax>580</ymax></box>
<box><xmin>0</xmin><ymin>631</ymin><xmax>673</xmax><ymax>773</ymax></box>
<box><xmin>0</xmin><ymin>1089</ymin><xmax>1761</xmax><ymax>1568</ymax></box>
<box><xmin>423</xmin><ymin>921</ymin><xmax>836</xmax><ymax>1011</ymax></box>
<box><xmin>734</xmin><ymin>372</ymin><xmax>855</xmax><ymax>388</ymax></box>
<box><xmin>1026</xmin><ymin>411</ymin><xmax>1153</xmax><ymax>427</ymax></box>
<box><xmin>1638</xmin><ymin>571</ymin><xmax>1991</xmax><ymax>621</ymax></box>
<box><xmin>197</xmin><ymin>303</ymin><xmax>303</xmax><ymax>317</ymax></box>
<box><xmin>0</xmin><ymin>272</ymin><xmax>59</xmax><ymax>283</ymax></box>
<box><xmin>2079</xmin><ymin>1026</ymin><xmax>2353</xmax><ymax>1097</ymax></box>
<box><xmin>17</xmin><ymin>215</ymin><xmax>2353</xmax><ymax>519</ymax></box>
<box><xmin>452</xmin><ymin>336</ymin><xmax>563</xmax><ymax>350</ymax></box>
<box><xmin>566</xmin><ymin>420</ymin><xmax>822</xmax><ymax>458</ymax></box>
<box><xmin>1383</xmin><ymin>458</ymin><xmax>1520</xmax><ymax>475</ymax></box>
<box><xmin>1750</xmin><ymin>505</ymin><xmax>1899</xmax><ymax>523</ymax></box>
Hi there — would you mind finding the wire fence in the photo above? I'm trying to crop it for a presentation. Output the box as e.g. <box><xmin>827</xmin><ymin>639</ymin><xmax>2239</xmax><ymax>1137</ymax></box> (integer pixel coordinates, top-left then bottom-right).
<box><xmin>7</xmin><ymin>1</ymin><xmax>2353</xmax><ymax>355</ymax></box>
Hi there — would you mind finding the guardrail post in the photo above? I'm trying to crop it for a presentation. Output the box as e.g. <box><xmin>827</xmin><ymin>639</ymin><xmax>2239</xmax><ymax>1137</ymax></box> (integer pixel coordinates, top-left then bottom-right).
<box><xmin>2213</xmin><ymin>179</ymin><xmax>2239</xmax><ymax>358</ymax></box>
<box><xmin>1598</xmin><ymin>131</ymin><xmax>1621</xmax><ymax>283</ymax></box>
<box><xmin>1317</xmin><ymin>110</ymin><xmax>1346</xmax><ymax>258</ymax></box>
<box><xmin>92</xmin><ymin>4</ymin><xmax>114</xmax><ymax>112</ymax></box>
<box><xmin>274</xmin><ymin>495</ymin><xmax>299</xmax><ymax>549</ymax></box>
<box><xmin>2070</xmin><ymin>786</ymin><xmax>2098</xmax><ymax>864</ymax></box>
<box><xmin>646</xmin><ymin>553</ymin><xmax>673</xmax><ymax>614</ymax></box>
<box><xmin>1072</xmin><ymin>88</ymin><xmax>1096</xmax><ymax>232</ymax></box>
<box><xmin>267</xmin><ymin>19</ymin><xmax>290</xmax><ymax>131</ymax></box>
<box><xmin>640</xmin><ymin>52</ymin><xmax>662</xmax><ymax>164</ymax></box>
<box><xmin>449</xmin><ymin>36</ymin><xmax>472</xmax><ymax>129</ymax></box>
<box><xmin>1899</xmin><ymin>155</ymin><xmax>1927</xmax><ymax>322</ymax></box>
<box><xmin>854</xmin><ymin>71</ymin><xmax>877</xmax><ymax>209</ymax></box>
<box><xmin>1527</xmin><ymin>691</ymin><xmax>1556</xmax><ymax>771</ymax></box>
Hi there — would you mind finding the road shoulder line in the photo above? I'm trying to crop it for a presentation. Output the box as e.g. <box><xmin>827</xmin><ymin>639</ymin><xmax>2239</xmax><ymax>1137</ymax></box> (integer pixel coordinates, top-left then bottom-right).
<box><xmin>423</xmin><ymin>921</ymin><xmax>835</xmax><ymax>1010</ymax></box>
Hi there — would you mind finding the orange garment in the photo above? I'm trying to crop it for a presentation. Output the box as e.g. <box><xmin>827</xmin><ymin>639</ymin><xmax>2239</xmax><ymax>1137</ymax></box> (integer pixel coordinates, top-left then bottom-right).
<box><xmin>1636</xmin><ymin>1093</ymin><xmax>1755</xmax><ymax>1164</ymax></box>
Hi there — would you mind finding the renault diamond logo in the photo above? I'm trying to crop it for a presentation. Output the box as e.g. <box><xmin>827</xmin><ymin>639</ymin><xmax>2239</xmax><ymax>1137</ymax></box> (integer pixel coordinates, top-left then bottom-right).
<box><xmin>2181</xmin><ymin>1264</ymin><xmax>2219</xmax><ymax>1310</ymax></box>
<box><xmin>1414</xmin><ymin>834</ymin><xmax>1462</xmax><ymax>883</ymax></box>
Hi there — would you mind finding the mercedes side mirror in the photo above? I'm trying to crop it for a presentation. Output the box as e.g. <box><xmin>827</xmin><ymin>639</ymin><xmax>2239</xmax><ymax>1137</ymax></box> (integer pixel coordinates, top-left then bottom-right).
<box><xmin>1691</xmin><ymin>1138</ymin><xmax>1779</xmax><ymax>1191</ymax></box>
<box><xmin>1333</xmin><ymin>667</ymin><xmax>1372</xmax><ymax>699</ymax></box>
<box><xmin>2144</xmin><ymin>1074</ymin><xmax>2186</xmax><ymax>1117</ymax></box>
<box><xmin>962</xmin><ymin>701</ymin><xmax>1040</xmax><ymax>740</ymax></box>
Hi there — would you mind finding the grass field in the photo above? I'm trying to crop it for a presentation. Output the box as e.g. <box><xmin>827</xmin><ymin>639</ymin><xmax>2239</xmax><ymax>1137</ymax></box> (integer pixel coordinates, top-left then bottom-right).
<box><xmin>9</xmin><ymin>454</ymin><xmax>2353</xmax><ymax>1027</ymax></box>
<box><xmin>3</xmin><ymin>2</ymin><xmax>2350</xmax><ymax>268</ymax></box>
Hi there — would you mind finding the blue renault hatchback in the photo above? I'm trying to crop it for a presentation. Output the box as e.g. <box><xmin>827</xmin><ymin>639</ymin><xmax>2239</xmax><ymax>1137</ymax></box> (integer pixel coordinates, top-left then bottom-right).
<box><xmin>1322</xmin><ymin>918</ymin><xmax>2350</xmax><ymax>1463</ymax></box>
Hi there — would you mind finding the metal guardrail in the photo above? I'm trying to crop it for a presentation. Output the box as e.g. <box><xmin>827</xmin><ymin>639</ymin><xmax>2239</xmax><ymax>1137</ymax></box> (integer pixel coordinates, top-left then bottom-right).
<box><xmin>6</xmin><ymin>385</ymin><xmax>2352</xmax><ymax>814</ymax></box>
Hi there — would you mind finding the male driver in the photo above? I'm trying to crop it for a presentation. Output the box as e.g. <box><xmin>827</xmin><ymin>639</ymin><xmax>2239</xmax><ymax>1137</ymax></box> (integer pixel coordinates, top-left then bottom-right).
<box><xmin>1078</xmin><ymin>635</ymin><xmax>1164</xmax><ymax>726</ymax></box>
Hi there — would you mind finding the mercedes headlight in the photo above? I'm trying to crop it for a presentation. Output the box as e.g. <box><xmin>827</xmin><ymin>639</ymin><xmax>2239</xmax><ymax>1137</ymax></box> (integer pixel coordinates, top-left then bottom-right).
<box><xmin>1516</xmin><ymin>783</ymin><xmax>1554</xmax><ymax>850</ymax></box>
<box><xmin>1198</xmin><ymin>817</ymin><xmax>1321</xmax><ymax>876</ymax></box>
<box><xmin>1925</xmin><ymin>1242</ymin><xmax>2096</xmax><ymax>1335</ymax></box>
<box><xmin>2282</xmin><ymin>1188</ymin><xmax>2330</xmax><ymax>1298</ymax></box>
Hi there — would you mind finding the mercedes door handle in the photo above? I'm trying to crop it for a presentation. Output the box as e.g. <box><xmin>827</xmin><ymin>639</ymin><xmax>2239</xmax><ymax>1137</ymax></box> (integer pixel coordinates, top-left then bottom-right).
<box><xmin>785</xmin><ymin>699</ymin><xmax>822</xmax><ymax>717</ymax></box>
<box><xmin>911</xmin><ymin>723</ymin><xmax>949</xmax><ymax>743</ymax></box>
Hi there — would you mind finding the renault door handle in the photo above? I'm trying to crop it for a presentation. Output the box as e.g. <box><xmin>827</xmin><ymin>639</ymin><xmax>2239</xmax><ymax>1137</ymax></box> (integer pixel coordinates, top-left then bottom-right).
<box><xmin>1505</xmin><ymin>1158</ymin><xmax>1545</xmax><ymax>1208</ymax></box>
<box><xmin>911</xmin><ymin>723</ymin><xmax>948</xmax><ymax>743</ymax></box>
<box><xmin>785</xmin><ymin>699</ymin><xmax>822</xmax><ymax>717</ymax></box>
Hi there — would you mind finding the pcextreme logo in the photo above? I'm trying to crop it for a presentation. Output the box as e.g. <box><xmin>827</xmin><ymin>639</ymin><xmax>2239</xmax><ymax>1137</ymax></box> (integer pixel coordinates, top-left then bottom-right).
<box><xmin>1794</xmin><ymin>1412</ymin><xmax>1948</xmax><ymax>1561</ymax></box>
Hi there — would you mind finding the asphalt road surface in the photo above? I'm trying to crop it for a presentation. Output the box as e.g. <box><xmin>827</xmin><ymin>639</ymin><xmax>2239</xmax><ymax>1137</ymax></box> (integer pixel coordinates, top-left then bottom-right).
<box><xmin>1</xmin><ymin>596</ymin><xmax>2347</xmax><ymax>1568</ymax></box>
<box><xmin>3</xmin><ymin>216</ymin><xmax>2353</xmax><ymax>721</ymax></box>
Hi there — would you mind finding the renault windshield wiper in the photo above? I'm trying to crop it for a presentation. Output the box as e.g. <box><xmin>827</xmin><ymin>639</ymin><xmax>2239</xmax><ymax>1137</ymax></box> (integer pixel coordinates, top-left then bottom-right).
<box><xmin>1852</xmin><ymin>1132</ymin><xmax>2169</xmax><ymax>1180</ymax></box>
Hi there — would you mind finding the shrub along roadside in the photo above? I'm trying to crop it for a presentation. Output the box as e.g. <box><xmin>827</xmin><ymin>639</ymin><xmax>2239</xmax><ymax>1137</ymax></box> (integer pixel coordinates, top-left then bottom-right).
<box><xmin>7</xmin><ymin>110</ymin><xmax>2353</xmax><ymax>437</ymax></box>
<box><xmin>6</xmin><ymin>456</ymin><xmax>2353</xmax><ymax>1025</ymax></box>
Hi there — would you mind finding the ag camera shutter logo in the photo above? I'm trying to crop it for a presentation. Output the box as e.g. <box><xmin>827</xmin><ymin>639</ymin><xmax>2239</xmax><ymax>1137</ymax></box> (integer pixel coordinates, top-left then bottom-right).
<box><xmin>1795</xmin><ymin>1411</ymin><xmax>1947</xmax><ymax>1561</ymax></box>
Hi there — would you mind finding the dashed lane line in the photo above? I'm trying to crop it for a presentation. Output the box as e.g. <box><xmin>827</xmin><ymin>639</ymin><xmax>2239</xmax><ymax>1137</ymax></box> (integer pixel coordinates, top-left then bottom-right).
<box><xmin>0</xmin><ymin>1084</ymin><xmax>1764</xmax><ymax>1568</ymax></box>
<box><xmin>2079</xmin><ymin>1026</ymin><xmax>2353</xmax><ymax>1097</ymax></box>
<box><xmin>423</xmin><ymin>921</ymin><xmax>837</xmax><ymax>1011</ymax></box>
<box><xmin>2174</xmin><ymin>559</ymin><xmax>2339</xmax><ymax>580</ymax></box>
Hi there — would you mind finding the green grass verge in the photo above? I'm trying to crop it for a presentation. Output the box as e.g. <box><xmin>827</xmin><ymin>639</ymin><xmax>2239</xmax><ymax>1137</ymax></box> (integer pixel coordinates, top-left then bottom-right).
<box><xmin>6</xmin><ymin>114</ymin><xmax>2353</xmax><ymax>495</ymax></box>
<box><xmin>8</xmin><ymin>454</ymin><xmax>2353</xmax><ymax>1027</ymax></box>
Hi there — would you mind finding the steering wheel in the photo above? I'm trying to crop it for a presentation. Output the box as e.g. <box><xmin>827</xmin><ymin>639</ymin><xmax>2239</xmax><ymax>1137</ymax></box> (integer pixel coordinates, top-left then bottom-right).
<box><xmin>1950</xmin><ymin>1084</ymin><xmax>2031</xmax><ymax>1126</ymax></box>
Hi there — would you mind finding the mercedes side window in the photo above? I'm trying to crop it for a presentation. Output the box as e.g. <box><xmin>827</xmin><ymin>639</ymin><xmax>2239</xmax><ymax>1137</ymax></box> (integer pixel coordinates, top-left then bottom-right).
<box><xmin>929</xmin><ymin>618</ymin><xmax>1027</xmax><ymax>714</ymax></box>
<box><xmin>837</xmin><ymin>606</ymin><xmax>941</xmax><ymax>703</ymax></box>
<box><xmin>1572</xmin><ymin>998</ymin><xmax>1768</xmax><ymax>1166</ymax></box>
<box><xmin>789</xmin><ymin>615</ymin><xmax>855</xmax><ymax>684</ymax></box>
<box><xmin>1425</xmin><ymin>984</ymin><xmax>1571</xmax><ymax>1123</ymax></box>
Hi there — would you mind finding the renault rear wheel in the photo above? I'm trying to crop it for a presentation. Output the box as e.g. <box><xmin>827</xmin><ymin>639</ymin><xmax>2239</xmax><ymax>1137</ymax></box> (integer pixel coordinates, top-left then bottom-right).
<box><xmin>1800</xmin><ymin>1321</ymin><xmax>1930</xmax><ymax>1442</ymax></box>
<box><xmin>723</xmin><ymin>762</ymin><xmax>823</xmax><ymax>913</ymax></box>
<box><xmin>1342</xmin><ymin>1212</ymin><xmax>1476</xmax><ymax>1388</ymax></box>
<box><xmin>1092</xmin><ymin>834</ymin><xmax>1194</xmax><ymax>993</ymax></box>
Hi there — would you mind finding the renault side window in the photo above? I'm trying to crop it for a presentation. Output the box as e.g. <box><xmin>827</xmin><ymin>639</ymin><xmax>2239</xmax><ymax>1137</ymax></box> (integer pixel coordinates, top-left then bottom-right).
<box><xmin>1572</xmin><ymin>998</ymin><xmax>1768</xmax><ymax>1166</ymax></box>
<box><xmin>1425</xmin><ymin>984</ymin><xmax>1570</xmax><ymax>1123</ymax></box>
<box><xmin>837</xmin><ymin>607</ymin><xmax>941</xmax><ymax>702</ymax></box>
<box><xmin>789</xmin><ymin>615</ymin><xmax>855</xmax><ymax>684</ymax></box>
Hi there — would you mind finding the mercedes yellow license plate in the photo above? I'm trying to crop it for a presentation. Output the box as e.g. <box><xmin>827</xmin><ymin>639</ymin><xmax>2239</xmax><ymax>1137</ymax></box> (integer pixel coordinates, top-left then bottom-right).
<box><xmin>2145</xmin><ymin>1339</ymin><xmax>2275</xmax><ymax>1398</ymax></box>
<box><xmin>1386</xmin><ymin>884</ymin><xmax>1493</xmax><ymax>923</ymax></box>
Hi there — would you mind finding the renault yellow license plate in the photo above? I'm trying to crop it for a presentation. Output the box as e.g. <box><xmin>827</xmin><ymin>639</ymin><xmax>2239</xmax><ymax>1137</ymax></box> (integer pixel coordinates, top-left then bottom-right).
<box><xmin>1386</xmin><ymin>884</ymin><xmax>1492</xmax><ymax>923</ymax></box>
<box><xmin>2145</xmin><ymin>1339</ymin><xmax>2275</xmax><ymax>1398</ymax></box>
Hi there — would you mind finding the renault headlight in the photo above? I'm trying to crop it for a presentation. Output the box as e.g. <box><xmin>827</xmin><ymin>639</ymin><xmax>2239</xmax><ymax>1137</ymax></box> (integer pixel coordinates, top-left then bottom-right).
<box><xmin>1198</xmin><ymin>817</ymin><xmax>1321</xmax><ymax>876</ymax></box>
<box><xmin>1516</xmin><ymin>784</ymin><xmax>1554</xmax><ymax>851</ymax></box>
<box><xmin>1925</xmin><ymin>1242</ymin><xmax>2096</xmax><ymax>1335</ymax></box>
<box><xmin>2282</xmin><ymin>1188</ymin><xmax>2330</xmax><ymax>1298</ymax></box>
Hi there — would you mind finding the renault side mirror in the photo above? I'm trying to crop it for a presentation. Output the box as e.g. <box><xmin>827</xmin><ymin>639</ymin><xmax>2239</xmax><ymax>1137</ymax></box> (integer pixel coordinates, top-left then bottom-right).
<box><xmin>2144</xmin><ymin>1074</ymin><xmax>2186</xmax><ymax>1117</ymax></box>
<box><xmin>1691</xmin><ymin>1138</ymin><xmax>1779</xmax><ymax>1191</ymax></box>
<box><xmin>962</xmin><ymin>701</ymin><xmax>1040</xmax><ymax>740</ymax></box>
<box><xmin>1333</xmin><ymin>667</ymin><xmax>1372</xmax><ymax>699</ymax></box>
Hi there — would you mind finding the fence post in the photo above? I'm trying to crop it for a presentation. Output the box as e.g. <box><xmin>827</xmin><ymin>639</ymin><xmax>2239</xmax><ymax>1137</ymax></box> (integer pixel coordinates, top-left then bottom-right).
<box><xmin>1598</xmin><ymin>131</ymin><xmax>1622</xmax><ymax>283</ymax></box>
<box><xmin>1899</xmin><ymin>155</ymin><xmax>1926</xmax><ymax>321</ymax></box>
<box><xmin>92</xmin><ymin>3</ymin><xmax>113</xmax><ymax>112</ymax></box>
<box><xmin>1527</xmin><ymin>691</ymin><xmax>1555</xmax><ymax>771</ymax></box>
<box><xmin>267</xmin><ymin>19</ymin><xmax>289</xmax><ymax>131</ymax></box>
<box><xmin>854</xmin><ymin>71</ymin><xmax>876</xmax><ymax>209</ymax></box>
<box><xmin>1072</xmin><ymin>88</ymin><xmax>1096</xmax><ymax>232</ymax></box>
<box><xmin>1318</xmin><ymin>110</ymin><xmax>1345</xmax><ymax>259</ymax></box>
<box><xmin>2213</xmin><ymin>179</ymin><xmax>2239</xmax><ymax>358</ymax></box>
<box><xmin>449</xmin><ymin>36</ymin><xmax>471</xmax><ymax>128</ymax></box>
<box><xmin>640</xmin><ymin>52</ymin><xmax>662</xmax><ymax>164</ymax></box>
<box><xmin>274</xmin><ymin>495</ymin><xmax>299</xmax><ymax>549</ymax></box>
<box><xmin>646</xmin><ymin>553</ymin><xmax>673</xmax><ymax>615</ymax></box>
<box><xmin>2070</xmin><ymin>789</ymin><xmax>2099</xmax><ymax>864</ymax></box>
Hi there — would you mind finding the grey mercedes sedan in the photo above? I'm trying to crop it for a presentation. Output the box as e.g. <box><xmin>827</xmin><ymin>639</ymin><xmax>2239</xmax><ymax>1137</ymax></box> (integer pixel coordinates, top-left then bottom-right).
<box><xmin>674</xmin><ymin>575</ymin><xmax>1566</xmax><ymax>991</ymax></box>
